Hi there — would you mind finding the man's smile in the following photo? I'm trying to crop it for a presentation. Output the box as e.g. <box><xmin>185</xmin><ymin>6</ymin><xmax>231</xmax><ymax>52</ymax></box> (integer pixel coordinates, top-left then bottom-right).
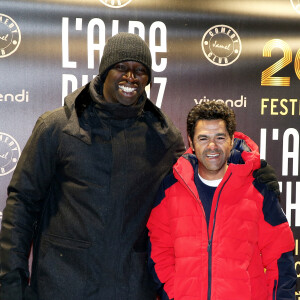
<box><xmin>118</xmin><ymin>85</ymin><xmax>137</xmax><ymax>93</ymax></box>
<box><xmin>206</xmin><ymin>153</ymin><xmax>220</xmax><ymax>158</ymax></box>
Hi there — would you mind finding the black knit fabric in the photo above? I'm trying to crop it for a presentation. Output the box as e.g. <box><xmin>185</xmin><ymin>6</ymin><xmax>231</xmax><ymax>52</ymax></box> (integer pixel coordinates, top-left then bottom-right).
<box><xmin>99</xmin><ymin>32</ymin><xmax>152</xmax><ymax>84</ymax></box>
<box><xmin>193</xmin><ymin>162</ymin><xmax>217</xmax><ymax>227</ymax></box>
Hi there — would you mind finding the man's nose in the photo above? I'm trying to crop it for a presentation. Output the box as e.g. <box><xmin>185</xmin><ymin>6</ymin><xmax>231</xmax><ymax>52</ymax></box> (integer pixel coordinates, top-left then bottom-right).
<box><xmin>208</xmin><ymin>140</ymin><xmax>217</xmax><ymax>149</ymax></box>
<box><xmin>124</xmin><ymin>70</ymin><xmax>136</xmax><ymax>81</ymax></box>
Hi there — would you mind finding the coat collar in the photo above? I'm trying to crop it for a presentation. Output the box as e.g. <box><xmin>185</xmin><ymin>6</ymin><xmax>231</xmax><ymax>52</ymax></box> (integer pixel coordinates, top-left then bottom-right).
<box><xmin>89</xmin><ymin>75</ymin><xmax>147</xmax><ymax>120</ymax></box>
<box><xmin>61</xmin><ymin>76</ymin><xmax>179</xmax><ymax>150</ymax></box>
<box><xmin>62</xmin><ymin>85</ymin><xmax>91</xmax><ymax>144</ymax></box>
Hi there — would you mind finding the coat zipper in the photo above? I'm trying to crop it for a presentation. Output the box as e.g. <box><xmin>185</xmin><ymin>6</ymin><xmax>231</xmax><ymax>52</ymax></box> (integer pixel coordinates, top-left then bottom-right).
<box><xmin>174</xmin><ymin>168</ymin><xmax>232</xmax><ymax>300</ymax></box>
<box><xmin>207</xmin><ymin>173</ymin><xmax>232</xmax><ymax>300</ymax></box>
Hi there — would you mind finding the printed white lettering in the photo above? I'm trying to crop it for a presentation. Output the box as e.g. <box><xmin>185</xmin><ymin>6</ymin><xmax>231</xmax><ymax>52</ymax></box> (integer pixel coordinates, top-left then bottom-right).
<box><xmin>284</xmin><ymin>181</ymin><xmax>300</xmax><ymax>227</ymax></box>
<box><xmin>62</xmin><ymin>18</ymin><xmax>77</xmax><ymax>68</ymax></box>
<box><xmin>282</xmin><ymin>129</ymin><xmax>299</xmax><ymax>176</ymax></box>
<box><xmin>87</xmin><ymin>18</ymin><xmax>106</xmax><ymax>69</ymax></box>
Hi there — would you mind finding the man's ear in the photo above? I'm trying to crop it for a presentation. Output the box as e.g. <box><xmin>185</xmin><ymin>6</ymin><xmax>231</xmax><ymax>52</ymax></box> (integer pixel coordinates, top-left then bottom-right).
<box><xmin>145</xmin><ymin>83</ymin><xmax>151</xmax><ymax>97</ymax></box>
<box><xmin>230</xmin><ymin>135</ymin><xmax>235</xmax><ymax>151</ymax></box>
<box><xmin>188</xmin><ymin>136</ymin><xmax>194</xmax><ymax>151</ymax></box>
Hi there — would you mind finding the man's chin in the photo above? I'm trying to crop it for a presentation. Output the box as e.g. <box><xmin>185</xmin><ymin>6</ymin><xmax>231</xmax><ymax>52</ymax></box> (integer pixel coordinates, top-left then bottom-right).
<box><xmin>118</xmin><ymin>98</ymin><xmax>139</xmax><ymax>106</ymax></box>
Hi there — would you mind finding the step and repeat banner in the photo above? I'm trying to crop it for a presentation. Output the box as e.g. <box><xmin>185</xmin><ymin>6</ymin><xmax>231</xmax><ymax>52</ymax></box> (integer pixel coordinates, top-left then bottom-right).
<box><xmin>1</xmin><ymin>0</ymin><xmax>300</xmax><ymax>296</ymax></box>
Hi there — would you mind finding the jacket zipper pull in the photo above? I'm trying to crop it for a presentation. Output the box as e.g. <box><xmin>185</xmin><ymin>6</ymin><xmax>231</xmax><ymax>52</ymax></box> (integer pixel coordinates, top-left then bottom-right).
<box><xmin>207</xmin><ymin>240</ymin><xmax>212</xmax><ymax>252</ymax></box>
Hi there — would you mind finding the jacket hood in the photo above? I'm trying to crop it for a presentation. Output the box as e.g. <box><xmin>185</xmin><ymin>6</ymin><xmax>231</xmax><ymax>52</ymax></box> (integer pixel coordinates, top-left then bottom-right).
<box><xmin>63</xmin><ymin>84</ymin><xmax>90</xmax><ymax>143</ymax></box>
<box><xmin>174</xmin><ymin>131</ymin><xmax>261</xmax><ymax>186</ymax></box>
<box><xmin>61</xmin><ymin>76</ymin><xmax>147</xmax><ymax>144</ymax></box>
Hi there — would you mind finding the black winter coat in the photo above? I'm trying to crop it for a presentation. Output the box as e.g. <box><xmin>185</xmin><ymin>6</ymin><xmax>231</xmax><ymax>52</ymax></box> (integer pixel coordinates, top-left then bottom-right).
<box><xmin>0</xmin><ymin>76</ymin><xmax>185</xmax><ymax>300</ymax></box>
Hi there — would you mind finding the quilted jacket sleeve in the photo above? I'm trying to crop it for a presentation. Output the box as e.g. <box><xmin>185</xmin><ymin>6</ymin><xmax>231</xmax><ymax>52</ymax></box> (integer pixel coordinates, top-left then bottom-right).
<box><xmin>147</xmin><ymin>178</ymin><xmax>175</xmax><ymax>300</ymax></box>
<box><xmin>256</xmin><ymin>184</ymin><xmax>296</xmax><ymax>300</ymax></box>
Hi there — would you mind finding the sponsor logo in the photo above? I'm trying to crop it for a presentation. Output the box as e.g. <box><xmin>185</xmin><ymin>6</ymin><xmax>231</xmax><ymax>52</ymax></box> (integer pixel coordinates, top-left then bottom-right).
<box><xmin>201</xmin><ymin>24</ymin><xmax>242</xmax><ymax>66</ymax></box>
<box><xmin>194</xmin><ymin>95</ymin><xmax>247</xmax><ymax>108</ymax></box>
<box><xmin>99</xmin><ymin>0</ymin><xmax>133</xmax><ymax>8</ymax></box>
<box><xmin>290</xmin><ymin>0</ymin><xmax>300</xmax><ymax>13</ymax></box>
<box><xmin>0</xmin><ymin>90</ymin><xmax>29</xmax><ymax>103</ymax></box>
<box><xmin>0</xmin><ymin>14</ymin><xmax>21</xmax><ymax>58</ymax></box>
<box><xmin>0</xmin><ymin>133</ymin><xmax>21</xmax><ymax>176</ymax></box>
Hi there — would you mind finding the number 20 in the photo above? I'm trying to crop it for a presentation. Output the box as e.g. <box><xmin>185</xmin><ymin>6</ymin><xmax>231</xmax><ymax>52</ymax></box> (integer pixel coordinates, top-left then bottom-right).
<box><xmin>261</xmin><ymin>39</ymin><xmax>300</xmax><ymax>86</ymax></box>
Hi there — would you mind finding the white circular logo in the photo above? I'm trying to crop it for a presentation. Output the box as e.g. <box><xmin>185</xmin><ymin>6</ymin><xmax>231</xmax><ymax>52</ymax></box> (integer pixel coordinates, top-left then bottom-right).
<box><xmin>290</xmin><ymin>0</ymin><xmax>300</xmax><ymax>13</ymax></box>
<box><xmin>99</xmin><ymin>0</ymin><xmax>133</xmax><ymax>8</ymax></box>
<box><xmin>201</xmin><ymin>24</ymin><xmax>242</xmax><ymax>67</ymax></box>
<box><xmin>0</xmin><ymin>133</ymin><xmax>21</xmax><ymax>176</ymax></box>
<box><xmin>0</xmin><ymin>14</ymin><xmax>21</xmax><ymax>58</ymax></box>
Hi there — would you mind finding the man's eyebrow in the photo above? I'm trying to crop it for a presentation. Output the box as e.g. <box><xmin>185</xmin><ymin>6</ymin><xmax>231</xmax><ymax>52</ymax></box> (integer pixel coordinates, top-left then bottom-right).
<box><xmin>197</xmin><ymin>134</ymin><xmax>208</xmax><ymax>138</ymax></box>
<box><xmin>196</xmin><ymin>133</ymin><xmax>227</xmax><ymax>139</ymax></box>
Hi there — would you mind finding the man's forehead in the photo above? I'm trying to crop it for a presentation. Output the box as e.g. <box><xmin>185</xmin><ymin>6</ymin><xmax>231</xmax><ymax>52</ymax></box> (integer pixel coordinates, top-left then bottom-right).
<box><xmin>195</xmin><ymin>119</ymin><xmax>226</xmax><ymax>128</ymax></box>
<box><xmin>195</xmin><ymin>119</ymin><xmax>229</xmax><ymax>134</ymax></box>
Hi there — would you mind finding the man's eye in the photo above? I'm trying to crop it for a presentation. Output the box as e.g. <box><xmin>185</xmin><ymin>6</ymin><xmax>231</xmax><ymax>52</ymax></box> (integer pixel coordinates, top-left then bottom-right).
<box><xmin>136</xmin><ymin>68</ymin><xmax>146</xmax><ymax>74</ymax></box>
<box><xmin>115</xmin><ymin>64</ymin><xmax>126</xmax><ymax>71</ymax></box>
<box><xmin>216</xmin><ymin>137</ymin><xmax>226</xmax><ymax>142</ymax></box>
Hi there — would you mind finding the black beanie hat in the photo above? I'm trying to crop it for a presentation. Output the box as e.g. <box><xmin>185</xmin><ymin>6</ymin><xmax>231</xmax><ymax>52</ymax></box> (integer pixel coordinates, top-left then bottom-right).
<box><xmin>99</xmin><ymin>32</ymin><xmax>152</xmax><ymax>84</ymax></box>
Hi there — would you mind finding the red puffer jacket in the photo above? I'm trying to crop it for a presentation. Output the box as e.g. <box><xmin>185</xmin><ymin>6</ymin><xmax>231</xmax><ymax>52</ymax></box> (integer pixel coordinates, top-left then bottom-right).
<box><xmin>147</xmin><ymin>132</ymin><xmax>295</xmax><ymax>300</ymax></box>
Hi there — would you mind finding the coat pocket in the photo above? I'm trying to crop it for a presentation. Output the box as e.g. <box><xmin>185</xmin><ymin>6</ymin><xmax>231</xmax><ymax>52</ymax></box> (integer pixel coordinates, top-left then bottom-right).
<box><xmin>36</xmin><ymin>233</ymin><xmax>91</xmax><ymax>300</ymax></box>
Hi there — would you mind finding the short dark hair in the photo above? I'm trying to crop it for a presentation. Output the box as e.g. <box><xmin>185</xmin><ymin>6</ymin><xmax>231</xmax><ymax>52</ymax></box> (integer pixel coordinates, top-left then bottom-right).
<box><xmin>187</xmin><ymin>101</ymin><xmax>236</xmax><ymax>140</ymax></box>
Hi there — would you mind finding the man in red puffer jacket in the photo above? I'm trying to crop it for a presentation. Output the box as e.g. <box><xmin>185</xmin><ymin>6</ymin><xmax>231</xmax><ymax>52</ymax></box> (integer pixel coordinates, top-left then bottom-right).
<box><xmin>147</xmin><ymin>101</ymin><xmax>296</xmax><ymax>300</ymax></box>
